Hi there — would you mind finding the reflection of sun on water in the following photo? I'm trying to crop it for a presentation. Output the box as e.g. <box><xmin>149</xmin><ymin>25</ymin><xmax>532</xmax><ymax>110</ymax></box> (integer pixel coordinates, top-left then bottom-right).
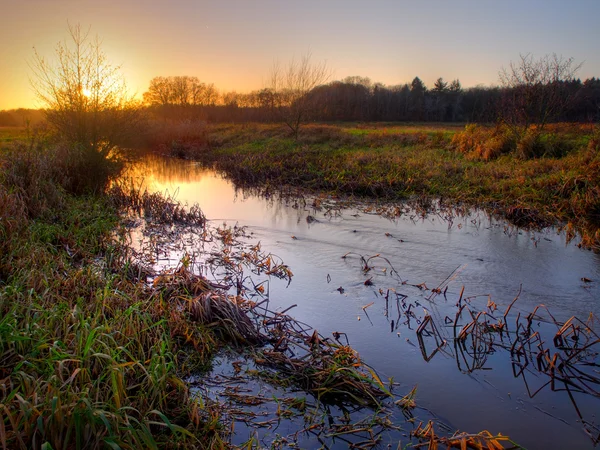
<box><xmin>124</xmin><ymin>153</ymin><xmax>269</xmax><ymax>222</ymax></box>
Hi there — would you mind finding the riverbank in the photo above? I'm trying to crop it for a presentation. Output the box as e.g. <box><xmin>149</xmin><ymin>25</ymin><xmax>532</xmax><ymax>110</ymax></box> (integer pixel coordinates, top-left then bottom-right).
<box><xmin>164</xmin><ymin>122</ymin><xmax>599</xmax><ymax>250</ymax></box>
<box><xmin>0</xmin><ymin>141</ymin><xmax>220</xmax><ymax>447</ymax></box>
<box><xmin>0</xmin><ymin>138</ymin><xmax>421</xmax><ymax>448</ymax></box>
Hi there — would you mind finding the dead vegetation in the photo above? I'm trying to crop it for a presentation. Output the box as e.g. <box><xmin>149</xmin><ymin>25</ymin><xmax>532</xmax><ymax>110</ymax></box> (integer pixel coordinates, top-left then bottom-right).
<box><xmin>412</xmin><ymin>421</ymin><xmax>519</xmax><ymax>450</ymax></box>
<box><xmin>106</xmin><ymin>180</ymin><xmax>531</xmax><ymax>448</ymax></box>
<box><xmin>337</xmin><ymin>248</ymin><xmax>600</xmax><ymax>446</ymax></box>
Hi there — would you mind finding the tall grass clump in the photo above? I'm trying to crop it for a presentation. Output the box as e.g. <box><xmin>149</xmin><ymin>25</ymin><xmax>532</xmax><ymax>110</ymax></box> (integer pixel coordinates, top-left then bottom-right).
<box><xmin>515</xmin><ymin>128</ymin><xmax>574</xmax><ymax>159</ymax></box>
<box><xmin>452</xmin><ymin>123</ymin><xmax>578</xmax><ymax>160</ymax></box>
<box><xmin>451</xmin><ymin>124</ymin><xmax>515</xmax><ymax>160</ymax></box>
<box><xmin>2</xmin><ymin>140</ymin><xmax>121</xmax><ymax>208</ymax></box>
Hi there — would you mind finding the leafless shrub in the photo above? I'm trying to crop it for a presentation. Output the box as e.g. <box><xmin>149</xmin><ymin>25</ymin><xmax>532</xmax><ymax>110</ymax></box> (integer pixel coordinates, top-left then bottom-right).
<box><xmin>269</xmin><ymin>53</ymin><xmax>332</xmax><ymax>139</ymax></box>
<box><xmin>30</xmin><ymin>24</ymin><xmax>142</xmax><ymax>155</ymax></box>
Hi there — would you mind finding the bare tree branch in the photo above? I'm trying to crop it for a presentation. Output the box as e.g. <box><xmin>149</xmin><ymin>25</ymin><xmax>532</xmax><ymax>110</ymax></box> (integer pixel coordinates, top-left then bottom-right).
<box><xmin>29</xmin><ymin>23</ymin><xmax>141</xmax><ymax>155</ymax></box>
<box><xmin>269</xmin><ymin>53</ymin><xmax>332</xmax><ymax>138</ymax></box>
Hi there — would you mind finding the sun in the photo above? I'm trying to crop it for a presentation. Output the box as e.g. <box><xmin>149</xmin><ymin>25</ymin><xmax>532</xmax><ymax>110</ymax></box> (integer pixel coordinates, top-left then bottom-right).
<box><xmin>82</xmin><ymin>88</ymin><xmax>92</xmax><ymax>98</ymax></box>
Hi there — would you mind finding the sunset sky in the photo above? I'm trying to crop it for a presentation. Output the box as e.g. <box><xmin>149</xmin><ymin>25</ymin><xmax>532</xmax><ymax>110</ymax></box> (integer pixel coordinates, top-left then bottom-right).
<box><xmin>1</xmin><ymin>0</ymin><xmax>599</xmax><ymax>110</ymax></box>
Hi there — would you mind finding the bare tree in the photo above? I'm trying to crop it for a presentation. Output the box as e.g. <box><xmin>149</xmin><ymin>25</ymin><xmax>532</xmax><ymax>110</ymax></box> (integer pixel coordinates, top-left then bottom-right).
<box><xmin>143</xmin><ymin>76</ymin><xmax>173</xmax><ymax>107</ymax></box>
<box><xmin>270</xmin><ymin>53</ymin><xmax>331</xmax><ymax>138</ymax></box>
<box><xmin>143</xmin><ymin>76</ymin><xmax>219</xmax><ymax>120</ymax></box>
<box><xmin>499</xmin><ymin>53</ymin><xmax>582</xmax><ymax>136</ymax></box>
<box><xmin>30</xmin><ymin>24</ymin><xmax>141</xmax><ymax>156</ymax></box>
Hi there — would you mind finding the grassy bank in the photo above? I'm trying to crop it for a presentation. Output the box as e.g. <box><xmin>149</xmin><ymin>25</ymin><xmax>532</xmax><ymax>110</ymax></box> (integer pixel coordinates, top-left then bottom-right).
<box><xmin>0</xmin><ymin>142</ymin><xmax>218</xmax><ymax>448</ymax></box>
<box><xmin>162</xmin><ymin>122</ymin><xmax>600</xmax><ymax>250</ymax></box>
<box><xmin>0</xmin><ymin>136</ymin><xmax>403</xmax><ymax>448</ymax></box>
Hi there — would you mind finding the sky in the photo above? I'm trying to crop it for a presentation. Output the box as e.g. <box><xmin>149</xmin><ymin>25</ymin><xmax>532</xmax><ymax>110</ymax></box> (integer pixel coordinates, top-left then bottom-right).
<box><xmin>1</xmin><ymin>0</ymin><xmax>599</xmax><ymax>110</ymax></box>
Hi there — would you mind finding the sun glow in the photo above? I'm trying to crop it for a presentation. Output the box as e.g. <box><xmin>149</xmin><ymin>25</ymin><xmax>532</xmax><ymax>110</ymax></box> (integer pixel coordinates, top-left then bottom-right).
<box><xmin>82</xmin><ymin>88</ymin><xmax>92</xmax><ymax>98</ymax></box>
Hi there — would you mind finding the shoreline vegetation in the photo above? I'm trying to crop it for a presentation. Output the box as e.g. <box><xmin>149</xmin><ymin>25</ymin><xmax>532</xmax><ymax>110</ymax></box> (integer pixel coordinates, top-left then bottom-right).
<box><xmin>0</xmin><ymin>127</ymin><xmax>523</xmax><ymax>449</ymax></box>
<box><xmin>0</xmin><ymin>134</ymin><xmax>392</xmax><ymax>448</ymax></box>
<box><xmin>150</xmin><ymin>121</ymin><xmax>600</xmax><ymax>251</ymax></box>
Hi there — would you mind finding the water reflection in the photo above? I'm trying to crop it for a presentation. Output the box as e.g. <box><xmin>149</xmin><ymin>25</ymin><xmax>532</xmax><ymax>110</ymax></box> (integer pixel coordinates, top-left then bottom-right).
<box><xmin>125</xmin><ymin>152</ymin><xmax>600</xmax><ymax>449</ymax></box>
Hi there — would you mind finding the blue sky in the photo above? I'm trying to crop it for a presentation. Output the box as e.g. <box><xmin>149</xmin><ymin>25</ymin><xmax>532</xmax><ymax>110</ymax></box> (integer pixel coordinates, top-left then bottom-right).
<box><xmin>1</xmin><ymin>0</ymin><xmax>599</xmax><ymax>108</ymax></box>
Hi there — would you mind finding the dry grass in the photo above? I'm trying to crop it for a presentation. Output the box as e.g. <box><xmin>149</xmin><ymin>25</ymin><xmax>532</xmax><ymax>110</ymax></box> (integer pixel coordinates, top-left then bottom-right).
<box><xmin>156</xmin><ymin>122</ymin><xmax>599</xmax><ymax>250</ymax></box>
<box><xmin>451</xmin><ymin>124</ymin><xmax>515</xmax><ymax>160</ymax></box>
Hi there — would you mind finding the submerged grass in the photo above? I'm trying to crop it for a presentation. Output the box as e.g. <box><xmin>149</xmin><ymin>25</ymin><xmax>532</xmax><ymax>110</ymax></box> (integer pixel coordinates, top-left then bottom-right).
<box><xmin>163</xmin><ymin>122</ymin><xmax>600</xmax><ymax>250</ymax></box>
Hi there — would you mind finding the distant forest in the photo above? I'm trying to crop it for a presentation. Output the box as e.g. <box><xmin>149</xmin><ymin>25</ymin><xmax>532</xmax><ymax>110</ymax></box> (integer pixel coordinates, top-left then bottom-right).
<box><xmin>142</xmin><ymin>75</ymin><xmax>600</xmax><ymax>124</ymax></box>
<box><xmin>2</xmin><ymin>75</ymin><xmax>599</xmax><ymax>126</ymax></box>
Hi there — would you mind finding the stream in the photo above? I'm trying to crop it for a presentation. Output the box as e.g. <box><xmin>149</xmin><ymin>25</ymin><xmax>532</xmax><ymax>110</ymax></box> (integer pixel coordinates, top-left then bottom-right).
<box><xmin>124</xmin><ymin>152</ymin><xmax>600</xmax><ymax>449</ymax></box>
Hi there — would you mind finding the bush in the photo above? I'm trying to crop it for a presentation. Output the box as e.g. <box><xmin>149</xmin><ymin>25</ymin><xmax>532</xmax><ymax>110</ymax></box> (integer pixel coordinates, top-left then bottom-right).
<box><xmin>56</xmin><ymin>144</ymin><xmax>123</xmax><ymax>194</ymax></box>
<box><xmin>1</xmin><ymin>141</ymin><xmax>122</xmax><ymax>220</ymax></box>
<box><xmin>451</xmin><ymin>124</ymin><xmax>515</xmax><ymax>160</ymax></box>
<box><xmin>516</xmin><ymin>129</ymin><xmax>573</xmax><ymax>159</ymax></box>
<box><xmin>31</xmin><ymin>24</ymin><xmax>142</xmax><ymax>155</ymax></box>
<box><xmin>515</xmin><ymin>129</ymin><xmax>544</xmax><ymax>159</ymax></box>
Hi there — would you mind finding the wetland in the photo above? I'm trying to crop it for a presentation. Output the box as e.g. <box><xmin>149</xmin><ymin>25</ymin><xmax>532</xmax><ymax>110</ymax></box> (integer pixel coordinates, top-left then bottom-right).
<box><xmin>123</xmin><ymin>150</ymin><xmax>600</xmax><ymax>449</ymax></box>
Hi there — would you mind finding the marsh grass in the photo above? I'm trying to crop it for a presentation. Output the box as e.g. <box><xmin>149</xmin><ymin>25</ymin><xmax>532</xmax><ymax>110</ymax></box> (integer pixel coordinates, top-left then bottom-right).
<box><xmin>1</xmin><ymin>135</ymin><xmax>403</xmax><ymax>448</ymax></box>
<box><xmin>0</xmin><ymin>143</ymin><xmax>223</xmax><ymax>448</ymax></box>
<box><xmin>163</xmin><ymin>122</ymin><xmax>599</xmax><ymax>250</ymax></box>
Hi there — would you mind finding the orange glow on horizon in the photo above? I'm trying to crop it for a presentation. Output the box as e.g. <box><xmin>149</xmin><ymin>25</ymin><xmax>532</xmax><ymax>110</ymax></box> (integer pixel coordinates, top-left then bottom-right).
<box><xmin>1</xmin><ymin>1</ymin><xmax>599</xmax><ymax>111</ymax></box>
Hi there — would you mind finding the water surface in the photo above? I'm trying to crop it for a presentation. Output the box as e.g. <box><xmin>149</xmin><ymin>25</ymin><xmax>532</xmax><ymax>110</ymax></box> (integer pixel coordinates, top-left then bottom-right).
<box><xmin>126</xmin><ymin>153</ymin><xmax>600</xmax><ymax>449</ymax></box>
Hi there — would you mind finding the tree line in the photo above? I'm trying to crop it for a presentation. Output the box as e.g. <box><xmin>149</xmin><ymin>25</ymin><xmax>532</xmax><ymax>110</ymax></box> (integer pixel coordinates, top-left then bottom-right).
<box><xmin>142</xmin><ymin>72</ymin><xmax>600</xmax><ymax>125</ymax></box>
<box><xmin>3</xmin><ymin>50</ymin><xmax>599</xmax><ymax>131</ymax></box>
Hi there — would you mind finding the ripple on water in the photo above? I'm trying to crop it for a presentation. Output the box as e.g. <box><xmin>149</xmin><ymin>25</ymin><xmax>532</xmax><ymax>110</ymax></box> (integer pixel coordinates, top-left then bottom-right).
<box><xmin>126</xmin><ymin>153</ymin><xmax>600</xmax><ymax>449</ymax></box>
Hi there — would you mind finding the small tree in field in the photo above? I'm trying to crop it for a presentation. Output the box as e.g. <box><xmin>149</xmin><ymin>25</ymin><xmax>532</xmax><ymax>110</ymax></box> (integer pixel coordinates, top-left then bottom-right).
<box><xmin>270</xmin><ymin>53</ymin><xmax>331</xmax><ymax>138</ymax></box>
<box><xmin>499</xmin><ymin>53</ymin><xmax>581</xmax><ymax>137</ymax></box>
<box><xmin>30</xmin><ymin>24</ymin><xmax>141</xmax><ymax>157</ymax></box>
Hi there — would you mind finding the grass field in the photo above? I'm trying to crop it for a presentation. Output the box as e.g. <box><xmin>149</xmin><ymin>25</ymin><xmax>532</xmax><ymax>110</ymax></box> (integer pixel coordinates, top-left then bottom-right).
<box><xmin>156</xmin><ymin>121</ymin><xmax>600</xmax><ymax>250</ymax></box>
<box><xmin>0</xmin><ymin>126</ymin><xmax>27</xmax><ymax>148</ymax></box>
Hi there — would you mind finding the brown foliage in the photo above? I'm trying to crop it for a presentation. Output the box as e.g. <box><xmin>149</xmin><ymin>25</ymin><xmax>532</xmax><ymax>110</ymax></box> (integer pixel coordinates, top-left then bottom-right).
<box><xmin>452</xmin><ymin>124</ymin><xmax>515</xmax><ymax>160</ymax></box>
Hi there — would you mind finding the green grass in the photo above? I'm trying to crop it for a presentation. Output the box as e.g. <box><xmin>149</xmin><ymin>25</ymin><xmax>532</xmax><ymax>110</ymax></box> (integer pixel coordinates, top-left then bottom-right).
<box><xmin>0</xmin><ymin>142</ymin><xmax>228</xmax><ymax>448</ymax></box>
<box><xmin>0</xmin><ymin>197</ymin><xmax>218</xmax><ymax>448</ymax></box>
<box><xmin>184</xmin><ymin>123</ymin><xmax>600</xmax><ymax>250</ymax></box>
